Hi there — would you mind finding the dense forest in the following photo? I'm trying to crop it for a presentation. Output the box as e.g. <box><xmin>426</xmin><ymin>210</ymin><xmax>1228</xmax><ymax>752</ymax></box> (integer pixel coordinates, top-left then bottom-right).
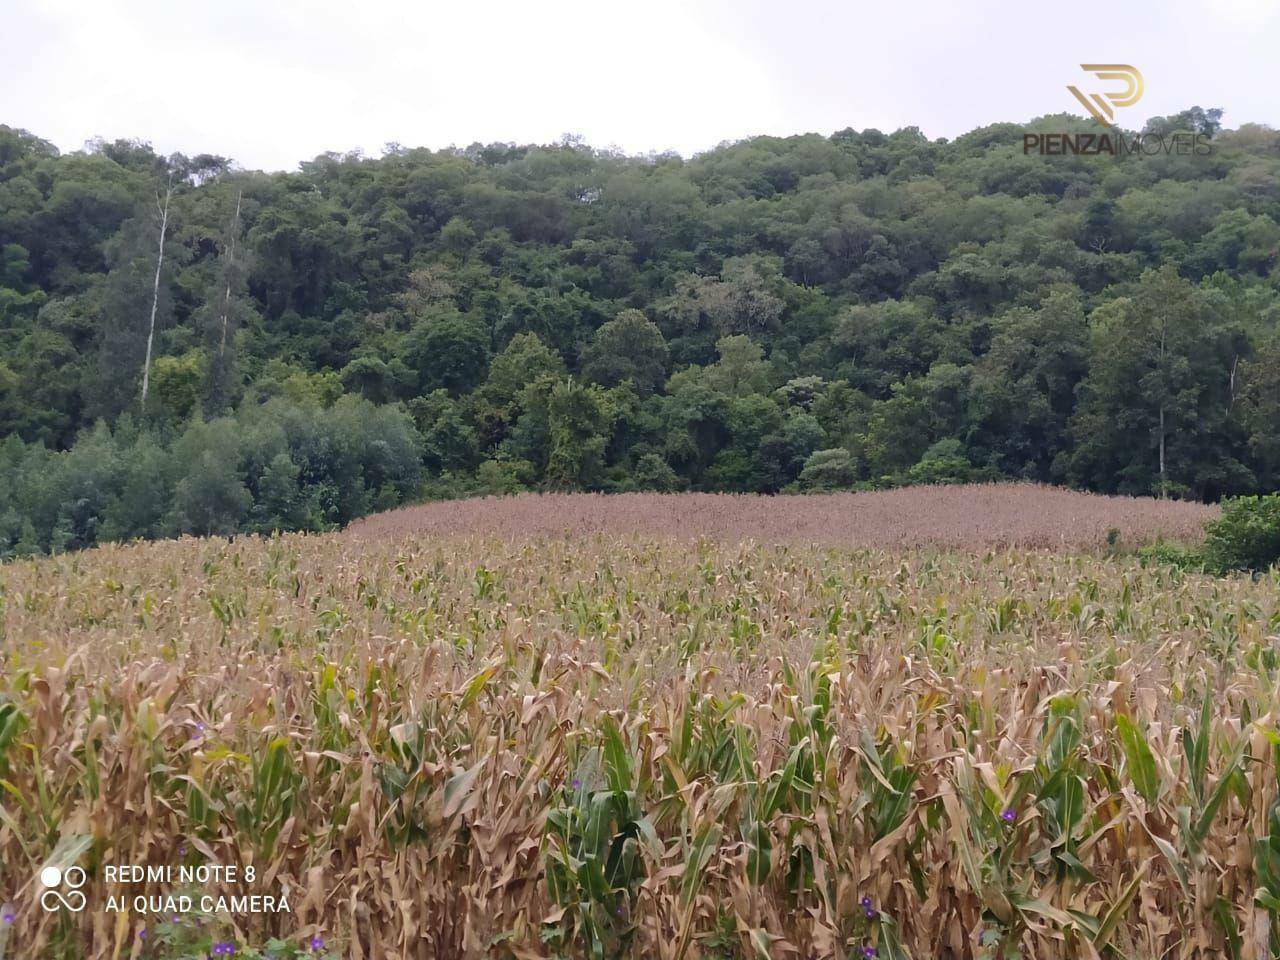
<box><xmin>1</xmin><ymin>107</ymin><xmax>1279</xmax><ymax>556</ymax></box>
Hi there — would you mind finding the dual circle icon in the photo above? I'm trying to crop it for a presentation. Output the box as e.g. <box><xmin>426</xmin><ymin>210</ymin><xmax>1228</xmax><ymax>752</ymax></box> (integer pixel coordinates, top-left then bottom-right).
<box><xmin>39</xmin><ymin>865</ymin><xmax>87</xmax><ymax>913</ymax></box>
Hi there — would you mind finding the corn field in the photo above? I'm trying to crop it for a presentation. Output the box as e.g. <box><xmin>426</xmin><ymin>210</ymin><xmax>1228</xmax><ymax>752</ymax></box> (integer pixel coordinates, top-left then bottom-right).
<box><xmin>2</xmin><ymin>522</ymin><xmax>1280</xmax><ymax>958</ymax></box>
<box><xmin>348</xmin><ymin>484</ymin><xmax>1217</xmax><ymax>550</ymax></box>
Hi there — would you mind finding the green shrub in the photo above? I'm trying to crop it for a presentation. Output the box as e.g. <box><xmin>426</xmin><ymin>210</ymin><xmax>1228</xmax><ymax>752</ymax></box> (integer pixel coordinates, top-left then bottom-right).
<box><xmin>798</xmin><ymin>448</ymin><xmax>857</xmax><ymax>490</ymax></box>
<box><xmin>1136</xmin><ymin>540</ymin><xmax>1206</xmax><ymax>572</ymax></box>
<box><xmin>1203</xmin><ymin>494</ymin><xmax>1280</xmax><ymax>572</ymax></box>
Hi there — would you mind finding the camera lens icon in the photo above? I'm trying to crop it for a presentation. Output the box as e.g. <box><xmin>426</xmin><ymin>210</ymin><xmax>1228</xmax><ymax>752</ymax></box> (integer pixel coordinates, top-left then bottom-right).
<box><xmin>39</xmin><ymin>865</ymin><xmax>87</xmax><ymax>913</ymax></box>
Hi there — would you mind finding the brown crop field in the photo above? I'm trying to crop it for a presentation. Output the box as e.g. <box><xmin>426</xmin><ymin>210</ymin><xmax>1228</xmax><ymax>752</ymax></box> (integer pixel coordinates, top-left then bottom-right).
<box><xmin>348</xmin><ymin>484</ymin><xmax>1217</xmax><ymax>550</ymax></box>
<box><xmin>4</xmin><ymin>488</ymin><xmax>1279</xmax><ymax>960</ymax></box>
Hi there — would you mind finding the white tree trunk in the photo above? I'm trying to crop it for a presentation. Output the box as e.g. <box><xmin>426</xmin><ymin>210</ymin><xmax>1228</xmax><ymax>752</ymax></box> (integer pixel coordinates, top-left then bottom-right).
<box><xmin>1158</xmin><ymin>319</ymin><xmax>1168</xmax><ymax>500</ymax></box>
<box><xmin>141</xmin><ymin>180</ymin><xmax>173</xmax><ymax>410</ymax></box>
<box><xmin>1158</xmin><ymin>405</ymin><xmax>1166</xmax><ymax>499</ymax></box>
<box><xmin>219</xmin><ymin>190</ymin><xmax>242</xmax><ymax>355</ymax></box>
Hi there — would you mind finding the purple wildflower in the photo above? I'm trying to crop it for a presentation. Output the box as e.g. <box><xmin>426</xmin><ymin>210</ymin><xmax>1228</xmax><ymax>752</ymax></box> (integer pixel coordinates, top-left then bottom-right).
<box><xmin>1001</xmin><ymin>807</ymin><xmax>1017</xmax><ymax>824</ymax></box>
<box><xmin>862</xmin><ymin>946</ymin><xmax>877</xmax><ymax>959</ymax></box>
<box><xmin>310</xmin><ymin>935</ymin><xmax>325</xmax><ymax>951</ymax></box>
<box><xmin>1</xmin><ymin>905</ymin><xmax>14</xmax><ymax>924</ymax></box>
<box><xmin>571</xmin><ymin>778</ymin><xmax>582</xmax><ymax>789</ymax></box>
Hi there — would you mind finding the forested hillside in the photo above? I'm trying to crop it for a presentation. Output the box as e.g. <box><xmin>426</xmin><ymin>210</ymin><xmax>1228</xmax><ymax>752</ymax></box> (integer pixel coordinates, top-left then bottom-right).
<box><xmin>2</xmin><ymin>108</ymin><xmax>1279</xmax><ymax>555</ymax></box>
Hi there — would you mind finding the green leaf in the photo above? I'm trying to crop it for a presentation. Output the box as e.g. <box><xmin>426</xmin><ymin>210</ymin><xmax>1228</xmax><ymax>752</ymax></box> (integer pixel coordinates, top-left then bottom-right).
<box><xmin>1182</xmin><ymin>696</ymin><xmax>1211</xmax><ymax>803</ymax></box>
<box><xmin>1116</xmin><ymin>714</ymin><xmax>1160</xmax><ymax>803</ymax></box>
<box><xmin>680</xmin><ymin>823</ymin><xmax>721</xmax><ymax>908</ymax></box>
<box><xmin>744</xmin><ymin>818</ymin><xmax>772</xmax><ymax>884</ymax></box>
<box><xmin>1193</xmin><ymin>749</ymin><xmax>1244</xmax><ymax>846</ymax></box>
<box><xmin>601</xmin><ymin>717</ymin><xmax>633</xmax><ymax>795</ymax></box>
<box><xmin>1014</xmin><ymin>896</ymin><xmax>1077</xmax><ymax>928</ymax></box>
<box><xmin>1093</xmin><ymin>866</ymin><xmax>1145</xmax><ymax>948</ymax></box>
<box><xmin>459</xmin><ymin>663</ymin><xmax>500</xmax><ymax>708</ymax></box>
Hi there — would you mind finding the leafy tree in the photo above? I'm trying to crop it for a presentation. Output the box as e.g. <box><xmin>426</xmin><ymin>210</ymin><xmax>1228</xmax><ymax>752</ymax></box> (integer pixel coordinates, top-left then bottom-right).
<box><xmin>700</xmin><ymin>335</ymin><xmax>773</xmax><ymax>398</ymax></box>
<box><xmin>579</xmin><ymin>310</ymin><xmax>668</xmax><ymax>396</ymax></box>
<box><xmin>399</xmin><ymin>309</ymin><xmax>489</xmax><ymax>395</ymax></box>
<box><xmin>969</xmin><ymin>288</ymin><xmax>1088</xmax><ymax>481</ymax></box>
<box><xmin>1240</xmin><ymin>337</ymin><xmax>1280</xmax><ymax>490</ymax></box>
<box><xmin>798</xmin><ymin>448</ymin><xmax>857</xmax><ymax>490</ymax></box>
<box><xmin>831</xmin><ymin>299</ymin><xmax>958</xmax><ymax>398</ymax></box>
<box><xmin>3</xmin><ymin>113</ymin><xmax>1280</xmax><ymax>556</ymax></box>
<box><xmin>476</xmin><ymin>332</ymin><xmax>566</xmax><ymax>444</ymax></box>
<box><xmin>408</xmin><ymin>389</ymin><xmax>477</xmax><ymax>473</ymax></box>
<box><xmin>631</xmin><ymin>453</ymin><xmax>682</xmax><ymax>492</ymax></box>
<box><xmin>151</xmin><ymin>350</ymin><xmax>208</xmax><ymax>420</ymax></box>
<box><xmin>906</xmin><ymin>438</ymin><xmax>983</xmax><ymax>486</ymax></box>
<box><xmin>1071</xmin><ymin>266</ymin><xmax>1251</xmax><ymax>499</ymax></box>
<box><xmin>340</xmin><ymin>356</ymin><xmax>414</xmax><ymax>403</ymax></box>
<box><xmin>864</xmin><ymin>363</ymin><xmax>970</xmax><ymax>479</ymax></box>
<box><xmin>1144</xmin><ymin>106</ymin><xmax>1224</xmax><ymax>138</ymax></box>
<box><xmin>545</xmin><ymin>379</ymin><xmax>615</xmax><ymax>490</ymax></box>
<box><xmin>475</xmin><ymin>457</ymin><xmax>525</xmax><ymax>495</ymax></box>
<box><xmin>92</xmin><ymin>206</ymin><xmax>182</xmax><ymax>419</ymax></box>
<box><xmin>168</xmin><ymin>419</ymin><xmax>251</xmax><ymax>536</ymax></box>
<box><xmin>252</xmin><ymin>452</ymin><xmax>309</xmax><ymax>531</ymax></box>
<box><xmin>1203</xmin><ymin>495</ymin><xmax>1280</xmax><ymax>572</ymax></box>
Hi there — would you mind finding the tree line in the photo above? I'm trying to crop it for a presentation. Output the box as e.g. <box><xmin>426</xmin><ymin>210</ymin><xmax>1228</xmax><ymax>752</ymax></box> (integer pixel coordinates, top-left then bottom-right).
<box><xmin>1</xmin><ymin>106</ymin><xmax>1279</xmax><ymax>555</ymax></box>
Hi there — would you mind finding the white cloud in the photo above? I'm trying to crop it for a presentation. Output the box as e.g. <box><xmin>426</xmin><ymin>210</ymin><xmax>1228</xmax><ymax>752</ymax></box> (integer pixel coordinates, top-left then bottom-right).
<box><xmin>1</xmin><ymin>0</ymin><xmax>1275</xmax><ymax>170</ymax></box>
<box><xmin>1203</xmin><ymin>0</ymin><xmax>1279</xmax><ymax>25</ymax></box>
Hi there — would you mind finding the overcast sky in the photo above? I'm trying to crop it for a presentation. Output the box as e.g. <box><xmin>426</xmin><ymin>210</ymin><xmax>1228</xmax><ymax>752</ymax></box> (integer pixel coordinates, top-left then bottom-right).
<box><xmin>3</xmin><ymin>0</ymin><xmax>1277</xmax><ymax>171</ymax></box>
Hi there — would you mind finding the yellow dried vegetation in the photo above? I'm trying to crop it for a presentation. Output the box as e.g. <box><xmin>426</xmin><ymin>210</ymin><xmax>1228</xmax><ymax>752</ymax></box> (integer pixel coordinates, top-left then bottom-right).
<box><xmin>1</xmin><ymin>529</ymin><xmax>1278</xmax><ymax>959</ymax></box>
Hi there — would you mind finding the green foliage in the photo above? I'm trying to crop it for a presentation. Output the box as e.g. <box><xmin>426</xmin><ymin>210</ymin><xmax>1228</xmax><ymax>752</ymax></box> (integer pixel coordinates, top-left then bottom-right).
<box><xmin>2</xmin><ymin>118</ymin><xmax>1280</xmax><ymax>552</ymax></box>
<box><xmin>630</xmin><ymin>453</ymin><xmax>682</xmax><ymax>492</ymax></box>
<box><xmin>0</xmin><ymin>396</ymin><xmax>422</xmax><ymax>557</ymax></box>
<box><xmin>906</xmin><ymin>438</ymin><xmax>987</xmax><ymax>486</ymax></box>
<box><xmin>1136</xmin><ymin>540</ymin><xmax>1207</xmax><ymax>572</ymax></box>
<box><xmin>399</xmin><ymin>309</ymin><xmax>490</xmax><ymax>395</ymax></box>
<box><xmin>150</xmin><ymin>350</ymin><xmax>208</xmax><ymax>419</ymax></box>
<box><xmin>545</xmin><ymin>379</ymin><xmax>615</xmax><ymax>490</ymax></box>
<box><xmin>798</xmin><ymin>448</ymin><xmax>857</xmax><ymax>490</ymax></box>
<box><xmin>130</xmin><ymin>902</ymin><xmax>340</xmax><ymax>960</ymax></box>
<box><xmin>543</xmin><ymin>724</ymin><xmax>655</xmax><ymax>959</ymax></box>
<box><xmin>579</xmin><ymin>310</ymin><xmax>668</xmax><ymax>396</ymax></box>
<box><xmin>1069</xmin><ymin>266</ymin><xmax>1252</xmax><ymax>500</ymax></box>
<box><xmin>1203</xmin><ymin>494</ymin><xmax>1280</xmax><ymax>572</ymax></box>
<box><xmin>475</xmin><ymin>458</ymin><xmax>527</xmax><ymax>495</ymax></box>
<box><xmin>1254</xmin><ymin>737</ymin><xmax>1280</xmax><ymax>950</ymax></box>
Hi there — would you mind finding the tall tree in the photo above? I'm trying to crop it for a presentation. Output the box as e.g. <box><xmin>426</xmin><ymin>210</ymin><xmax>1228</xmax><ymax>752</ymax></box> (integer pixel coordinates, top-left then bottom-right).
<box><xmin>200</xmin><ymin>187</ymin><xmax>252</xmax><ymax>410</ymax></box>
<box><xmin>1070</xmin><ymin>266</ymin><xmax>1251</xmax><ymax>499</ymax></box>
<box><xmin>140</xmin><ymin>175</ymin><xmax>174</xmax><ymax>411</ymax></box>
<box><xmin>579</xmin><ymin>310</ymin><xmax>668</xmax><ymax>396</ymax></box>
<box><xmin>969</xmin><ymin>288</ymin><xmax>1089</xmax><ymax>481</ymax></box>
<box><xmin>218</xmin><ymin>190</ymin><xmax>242</xmax><ymax>356</ymax></box>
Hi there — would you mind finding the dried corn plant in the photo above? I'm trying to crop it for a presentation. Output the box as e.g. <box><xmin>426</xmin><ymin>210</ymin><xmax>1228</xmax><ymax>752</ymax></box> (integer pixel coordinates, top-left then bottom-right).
<box><xmin>1</xmin><ymin>511</ymin><xmax>1278</xmax><ymax>959</ymax></box>
<box><xmin>348</xmin><ymin>484</ymin><xmax>1217</xmax><ymax>550</ymax></box>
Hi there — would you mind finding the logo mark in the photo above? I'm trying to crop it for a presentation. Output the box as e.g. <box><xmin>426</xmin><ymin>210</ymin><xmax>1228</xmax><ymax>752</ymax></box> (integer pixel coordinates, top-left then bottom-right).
<box><xmin>39</xmin><ymin>866</ymin><xmax>87</xmax><ymax>913</ymax></box>
<box><xmin>1067</xmin><ymin>64</ymin><xmax>1144</xmax><ymax>127</ymax></box>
